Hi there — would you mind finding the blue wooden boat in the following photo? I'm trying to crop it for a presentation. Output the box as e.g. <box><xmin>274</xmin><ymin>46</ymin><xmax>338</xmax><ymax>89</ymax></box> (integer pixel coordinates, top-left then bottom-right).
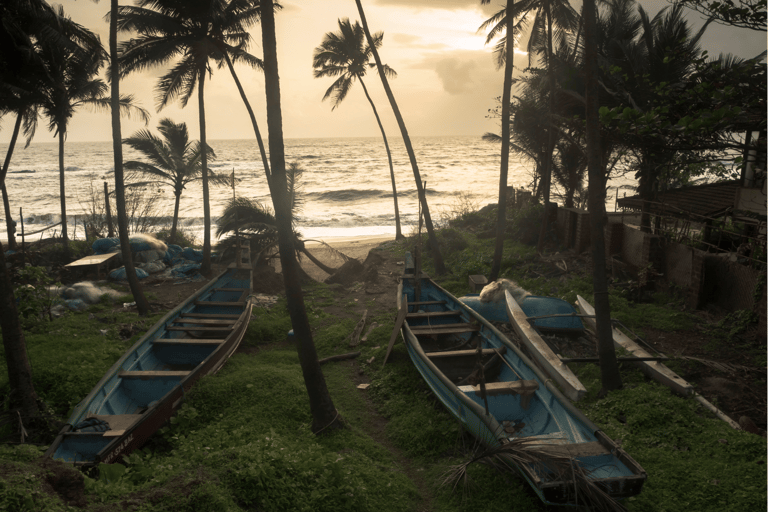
<box><xmin>395</xmin><ymin>258</ymin><xmax>646</xmax><ymax>505</ymax></box>
<box><xmin>46</xmin><ymin>257</ymin><xmax>254</xmax><ymax>466</ymax></box>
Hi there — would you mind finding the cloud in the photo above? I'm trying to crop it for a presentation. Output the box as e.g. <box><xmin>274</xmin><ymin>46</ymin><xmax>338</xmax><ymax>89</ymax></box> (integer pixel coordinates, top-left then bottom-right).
<box><xmin>415</xmin><ymin>49</ymin><xmax>504</xmax><ymax>96</ymax></box>
<box><xmin>434</xmin><ymin>58</ymin><xmax>479</xmax><ymax>94</ymax></box>
<box><xmin>373</xmin><ymin>0</ymin><xmax>497</xmax><ymax>15</ymax></box>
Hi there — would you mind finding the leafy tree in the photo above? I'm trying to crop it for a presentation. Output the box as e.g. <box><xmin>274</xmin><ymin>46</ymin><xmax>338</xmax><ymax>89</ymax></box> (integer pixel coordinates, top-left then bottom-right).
<box><xmin>260</xmin><ymin>0</ymin><xmax>342</xmax><ymax>434</ymax></box>
<box><xmin>123</xmin><ymin>118</ymin><xmax>227</xmax><ymax>243</ymax></box>
<box><xmin>673</xmin><ymin>0</ymin><xmax>766</xmax><ymax>31</ymax></box>
<box><xmin>313</xmin><ymin>18</ymin><xmax>404</xmax><ymax>240</ymax></box>
<box><xmin>117</xmin><ymin>0</ymin><xmax>263</xmax><ymax>274</ymax></box>
<box><xmin>355</xmin><ymin>0</ymin><xmax>446</xmax><ymax>274</ymax></box>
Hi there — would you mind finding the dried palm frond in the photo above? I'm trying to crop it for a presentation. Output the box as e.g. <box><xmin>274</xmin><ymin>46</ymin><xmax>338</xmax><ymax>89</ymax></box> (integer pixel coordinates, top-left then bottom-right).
<box><xmin>442</xmin><ymin>437</ymin><xmax>627</xmax><ymax>512</ymax></box>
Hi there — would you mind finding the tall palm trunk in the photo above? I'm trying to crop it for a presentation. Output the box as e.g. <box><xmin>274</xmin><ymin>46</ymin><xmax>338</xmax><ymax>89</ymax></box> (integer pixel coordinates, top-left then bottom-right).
<box><xmin>110</xmin><ymin>0</ymin><xmax>149</xmax><ymax>316</ymax></box>
<box><xmin>583</xmin><ymin>0</ymin><xmax>621</xmax><ymax>391</ymax></box>
<box><xmin>58</xmin><ymin>128</ymin><xmax>69</xmax><ymax>253</ymax></box>
<box><xmin>223</xmin><ymin>53</ymin><xmax>271</xmax><ymax>181</ymax></box>
<box><xmin>355</xmin><ymin>0</ymin><xmax>445</xmax><ymax>274</ymax></box>
<box><xmin>171</xmin><ymin>190</ymin><xmax>181</xmax><ymax>242</ymax></box>
<box><xmin>490</xmin><ymin>0</ymin><xmax>515</xmax><ymax>281</ymax></box>
<box><xmin>1</xmin><ymin>113</ymin><xmax>23</xmax><ymax>251</ymax></box>
<box><xmin>260</xmin><ymin>0</ymin><xmax>341</xmax><ymax>434</ymax></box>
<box><xmin>357</xmin><ymin>76</ymin><xmax>402</xmax><ymax>240</ymax></box>
<box><xmin>198</xmin><ymin>70</ymin><xmax>212</xmax><ymax>274</ymax></box>
<box><xmin>537</xmin><ymin>0</ymin><xmax>557</xmax><ymax>253</ymax></box>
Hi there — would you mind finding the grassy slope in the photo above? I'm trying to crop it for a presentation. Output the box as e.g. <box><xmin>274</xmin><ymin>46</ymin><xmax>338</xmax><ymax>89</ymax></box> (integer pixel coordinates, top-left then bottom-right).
<box><xmin>1</xmin><ymin>220</ymin><xmax>765</xmax><ymax>511</ymax></box>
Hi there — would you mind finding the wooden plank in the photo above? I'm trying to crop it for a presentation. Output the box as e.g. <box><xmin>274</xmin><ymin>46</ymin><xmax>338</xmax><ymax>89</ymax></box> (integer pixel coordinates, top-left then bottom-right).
<box><xmin>506</xmin><ymin>291</ymin><xmax>586</xmax><ymax>402</ymax></box>
<box><xmin>153</xmin><ymin>338</ymin><xmax>226</xmax><ymax>345</ymax></box>
<box><xmin>179</xmin><ymin>313</ymin><xmax>241</xmax><ymax>319</ymax></box>
<box><xmin>459</xmin><ymin>379</ymin><xmax>539</xmax><ymax>397</ymax></box>
<box><xmin>409</xmin><ymin>323</ymin><xmax>480</xmax><ymax>335</ymax></box>
<box><xmin>406</xmin><ymin>310</ymin><xmax>461</xmax><ymax>319</ymax></box>
<box><xmin>576</xmin><ymin>295</ymin><xmax>694</xmax><ymax>396</ymax></box>
<box><xmin>64</xmin><ymin>252</ymin><xmax>119</xmax><ymax>268</ymax></box>
<box><xmin>383</xmin><ymin>295</ymin><xmax>408</xmax><ymax>366</ymax></box>
<box><xmin>214</xmin><ymin>288</ymin><xmax>249</xmax><ymax>292</ymax></box>
<box><xmin>119</xmin><ymin>370</ymin><xmax>189</xmax><ymax>378</ymax></box>
<box><xmin>426</xmin><ymin>347</ymin><xmax>505</xmax><ymax>358</ymax></box>
<box><xmin>408</xmin><ymin>300</ymin><xmax>446</xmax><ymax>306</ymax></box>
<box><xmin>166</xmin><ymin>325</ymin><xmax>234</xmax><ymax>332</ymax></box>
<box><xmin>171</xmin><ymin>318</ymin><xmax>235</xmax><ymax>325</ymax></box>
<box><xmin>194</xmin><ymin>301</ymin><xmax>245</xmax><ymax>307</ymax></box>
<box><xmin>531</xmin><ymin>441</ymin><xmax>610</xmax><ymax>458</ymax></box>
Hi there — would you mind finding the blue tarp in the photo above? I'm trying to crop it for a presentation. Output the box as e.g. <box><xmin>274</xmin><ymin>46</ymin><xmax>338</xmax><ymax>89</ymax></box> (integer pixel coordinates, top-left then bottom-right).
<box><xmin>92</xmin><ymin>238</ymin><xmax>120</xmax><ymax>254</ymax></box>
<box><xmin>164</xmin><ymin>244</ymin><xmax>183</xmax><ymax>263</ymax></box>
<box><xmin>181</xmin><ymin>247</ymin><xmax>203</xmax><ymax>263</ymax></box>
<box><xmin>109</xmin><ymin>266</ymin><xmax>149</xmax><ymax>280</ymax></box>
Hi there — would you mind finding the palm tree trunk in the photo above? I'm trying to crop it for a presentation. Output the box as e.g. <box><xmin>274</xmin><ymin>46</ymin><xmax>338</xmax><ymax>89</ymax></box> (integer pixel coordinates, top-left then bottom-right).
<box><xmin>58</xmin><ymin>129</ymin><xmax>69</xmax><ymax>253</ymax></box>
<box><xmin>223</xmin><ymin>52</ymin><xmax>271</xmax><ymax>181</ymax></box>
<box><xmin>583</xmin><ymin>0</ymin><xmax>621</xmax><ymax>391</ymax></box>
<box><xmin>110</xmin><ymin>0</ymin><xmax>149</xmax><ymax>316</ymax></box>
<box><xmin>0</xmin><ymin>246</ymin><xmax>39</xmax><ymax>419</ymax></box>
<box><xmin>355</xmin><ymin>0</ymin><xmax>446</xmax><ymax>274</ymax></box>
<box><xmin>536</xmin><ymin>0</ymin><xmax>556</xmax><ymax>253</ymax></box>
<box><xmin>198</xmin><ymin>71</ymin><xmax>212</xmax><ymax>275</ymax></box>
<box><xmin>490</xmin><ymin>0</ymin><xmax>515</xmax><ymax>282</ymax></box>
<box><xmin>260</xmin><ymin>0</ymin><xmax>341</xmax><ymax>434</ymax></box>
<box><xmin>1</xmin><ymin>113</ymin><xmax>22</xmax><ymax>251</ymax></box>
<box><xmin>171</xmin><ymin>191</ymin><xmax>181</xmax><ymax>242</ymax></box>
<box><xmin>300</xmin><ymin>247</ymin><xmax>337</xmax><ymax>276</ymax></box>
<box><xmin>357</xmin><ymin>77</ymin><xmax>403</xmax><ymax>240</ymax></box>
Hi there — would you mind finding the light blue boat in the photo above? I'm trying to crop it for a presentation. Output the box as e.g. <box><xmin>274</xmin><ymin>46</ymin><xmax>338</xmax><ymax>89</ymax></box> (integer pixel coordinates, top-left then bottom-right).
<box><xmin>46</xmin><ymin>260</ymin><xmax>254</xmax><ymax>466</ymax></box>
<box><xmin>396</xmin><ymin>256</ymin><xmax>645</xmax><ymax>505</ymax></box>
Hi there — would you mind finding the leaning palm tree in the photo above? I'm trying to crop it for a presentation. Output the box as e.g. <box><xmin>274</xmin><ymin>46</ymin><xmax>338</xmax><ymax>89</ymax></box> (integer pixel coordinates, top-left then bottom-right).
<box><xmin>117</xmin><ymin>0</ymin><xmax>264</xmax><ymax>274</ymax></box>
<box><xmin>354</xmin><ymin>0</ymin><xmax>445</xmax><ymax>274</ymax></box>
<box><xmin>313</xmin><ymin>18</ymin><xmax>404</xmax><ymax>240</ymax></box>
<box><xmin>123</xmin><ymin>118</ymin><xmax>227</xmax><ymax>244</ymax></box>
<box><xmin>259</xmin><ymin>0</ymin><xmax>342</xmax><ymax>434</ymax></box>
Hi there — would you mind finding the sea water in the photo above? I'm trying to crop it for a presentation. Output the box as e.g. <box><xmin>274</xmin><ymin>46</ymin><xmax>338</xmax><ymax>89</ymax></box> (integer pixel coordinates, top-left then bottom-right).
<box><xmin>0</xmin><ymin>136</ymin><xmax>634</xmax><ymax>243</ymax></box>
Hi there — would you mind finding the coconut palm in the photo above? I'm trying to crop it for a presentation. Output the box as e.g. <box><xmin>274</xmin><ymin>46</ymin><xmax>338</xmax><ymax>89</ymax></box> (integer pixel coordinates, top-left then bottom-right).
<box><xmin>260</xmin><ymin>0</ymin><xmax>342</xmax><ymax>434</ymax></box>
<box><xmin>354</xmin><ymin>0</ymin><xmax>445</xmax><ymax>274</ymax></box>
<box><xmin>123</xmin><ymin>118</ymin><xmax>228</xmax><ymax>244</ymax></box>
<box><xmin>38</xmin><ymin>7</ymin><xmax>149</xmax><ymax>253</ymax></box>
<box><xmin>117</xmin><ymin>0</ymin><xmax>265</xmax><ymax>274</ymax></box>
<box><xmin>313</xmin><ymin>18</ymin><xmax>404</xmax><ymax>241</ymax></box>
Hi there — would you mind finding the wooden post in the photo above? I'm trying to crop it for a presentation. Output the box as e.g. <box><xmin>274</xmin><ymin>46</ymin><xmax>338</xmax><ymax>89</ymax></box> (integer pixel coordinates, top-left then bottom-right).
<box><xmin>19</xmin><ymin>207</ymin><xmax>25</xmax><ymax>266</ymax></box>
<box><xmin>104</xmin><ymin>181</ymin><xmax>114</xmax><ymax>238</ymax></box>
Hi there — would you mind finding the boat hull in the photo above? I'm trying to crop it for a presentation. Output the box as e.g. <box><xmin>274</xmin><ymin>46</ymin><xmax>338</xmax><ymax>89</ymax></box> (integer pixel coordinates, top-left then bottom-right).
<box><xmin>398</xmin><ymin>274</ymin><xmax>646</xmax><ymax>505</ymax></box>
<box><xmin>46</xmin><ymin>266</ymin><xmax>253</xmax><ymax>466</ymax></box>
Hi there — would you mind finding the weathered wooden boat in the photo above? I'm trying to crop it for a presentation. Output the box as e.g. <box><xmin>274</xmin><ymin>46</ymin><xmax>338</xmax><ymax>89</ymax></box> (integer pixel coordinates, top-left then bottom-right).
<box><xmin>505</xmin><ymin>292</ymin><xmax>587</xmax><ymax>402</ymax></box>
<box><xmin>394</xmin><ymin>260</ymin><xmax>646</xmax><ymax>505</ymax></box>
<box><xmin>46</xmin><ymin>253</ymin><xmax>254</xmax><ymax>466</ymax></box>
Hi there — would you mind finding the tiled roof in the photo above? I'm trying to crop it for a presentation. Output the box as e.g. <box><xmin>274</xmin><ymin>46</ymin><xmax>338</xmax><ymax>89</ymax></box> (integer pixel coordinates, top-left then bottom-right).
<box><xmin>617</xmin><ymin>180</ymin><xmax>740</xmax><ymax>220</ymax></box>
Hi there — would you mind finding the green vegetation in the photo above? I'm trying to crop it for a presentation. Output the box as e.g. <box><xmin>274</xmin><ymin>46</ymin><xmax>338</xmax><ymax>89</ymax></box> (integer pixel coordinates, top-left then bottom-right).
<box><xmin>0</xmin><ymin>232</ymin><xmax>764</xmax><ymax>511</ymax></box>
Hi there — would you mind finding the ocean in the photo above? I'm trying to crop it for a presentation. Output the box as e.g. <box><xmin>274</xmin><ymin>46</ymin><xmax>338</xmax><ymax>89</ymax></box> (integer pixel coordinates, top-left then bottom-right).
<box><xmin>0</xmin><ymin>136</ymin><xmax>634</xmax><ymax>244</ymax></box>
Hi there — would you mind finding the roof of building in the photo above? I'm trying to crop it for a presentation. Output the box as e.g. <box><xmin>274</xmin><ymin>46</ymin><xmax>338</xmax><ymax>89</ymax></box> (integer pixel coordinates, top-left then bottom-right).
<box><xmin>617</xmin><ymin>180</ymin><xmax>740</xmax><ymax>221</ymax></box>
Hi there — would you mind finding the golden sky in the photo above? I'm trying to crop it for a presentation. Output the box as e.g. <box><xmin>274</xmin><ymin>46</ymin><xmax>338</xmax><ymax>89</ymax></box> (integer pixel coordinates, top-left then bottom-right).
<box><xmin>1</xmin><ymin>0</ymin><xmax>765</xmax><ymax>143</ymax></box>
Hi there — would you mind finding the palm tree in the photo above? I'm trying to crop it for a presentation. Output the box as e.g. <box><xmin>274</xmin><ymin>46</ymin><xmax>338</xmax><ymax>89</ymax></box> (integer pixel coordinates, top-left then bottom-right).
<box><xmin>260</xmin><ymin>0</ymin><xmax>342</xmax><ymax>434</ymax></box>
<box><xmin>117</xmin><ymin>0</ymin><xmax>265</xmax><ymax>274</ymax></box>
<box><xmin>479</xmin><ymin>0</ymin><xmax>516</xmax><ymax>281</ymax></box>
<box><xmin>354</xmin><ymin>0</ymin><xmax>446</xmax><ymax>274</ymax></box>
<box><xmin>217</xmin><ymin>164</ymin><xmax>344</xmax><ymax>276</ymax></box>
<box><xmin>123</xmin><ymin>118</ymin><xmax>226</xmax><ymax>243</ymax></box>
<box><xmin>313</xmin><ymin>18</ymin><xmax>404</xmax><ymax>241</ymax></box>
<box><xmin>38</xmin><ymin>7</ymin><xmax>148</xmax><ymax>253</ymax></box>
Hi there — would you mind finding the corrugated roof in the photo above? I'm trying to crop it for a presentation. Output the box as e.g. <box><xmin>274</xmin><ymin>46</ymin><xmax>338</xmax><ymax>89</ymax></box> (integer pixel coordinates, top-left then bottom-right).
<box><xmin>617</xmin><ymin>180</ymin><xmax>740</xmax><ymax>220</ymax></box>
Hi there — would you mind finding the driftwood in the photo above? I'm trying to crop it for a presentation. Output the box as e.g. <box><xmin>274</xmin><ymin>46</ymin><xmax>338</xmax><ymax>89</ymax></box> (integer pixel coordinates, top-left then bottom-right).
<box><xmin>361</xmin><ymin>322</ymin><xmax>379</xmax><ymax>342</ymax></box>
<box><xmin>318</xmin><ymin>351</ymin><xmax>361</xmax><ymax>365</ymax></box>
<box><xmin>349</xmin><ymin>309</ymin><xmax>368</xmax><ymax>347</ymax></box>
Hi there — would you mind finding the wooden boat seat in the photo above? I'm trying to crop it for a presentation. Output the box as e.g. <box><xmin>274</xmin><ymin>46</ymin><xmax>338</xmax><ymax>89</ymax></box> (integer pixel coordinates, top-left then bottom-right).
<box><xmin>409</xmin><ymin>300</ymin><xmax>446</xmax><ymax>306</ymax></box>
<box><xmin>119</xmin><ymin>370</ymin><xmax>190</xmax><ymax>378</ymax></box>
<box><xmin>166</xmin><ymin>325</ymin><xmax>234</xmax><ymax>332</ymax></box>
<box><xmin>153</xmin><ymin>338</ymin><xmax>226</xmax><ymax>345</ymax></box>
<box><xmin>459</xmin><ymin>379</ymin><xmax>539</xmax><ymax>409</ymax></box>
<box><xmin>180</xmin><ymin>313</ymin><xmax>241</xmax><ymax>319</ymax></box>
<box><xmin>65</xmin><ymin>414</ymin><xmax>143</xmax><ymax>437</ymax></box>
<box><xmin>170</xmin><ymin>318</ymin><xmax>235</xmax><ymax>325</ymax></box>
<box><xmin>409</xmin><ymin>323</ymin><xmax>480</xmax><ymax>336</ymax></box>
<box><xmin>407</xmin><ymin>310</ymin><xmax>461</xmax><ymax>319</ymax></box>
<box><xmin>530</xmin><ymin>441</ymin><xmax>611</xmax><ymax>458</ymax></box>
<box><xmin>426</xmin><ymin>347</ymin><xmax>505</xmax><ymax>358</ymax></box>
<box><xmin>194</xmin><ymin>301</ymin><xmax>246</xmax><ymax>307</ymax></box>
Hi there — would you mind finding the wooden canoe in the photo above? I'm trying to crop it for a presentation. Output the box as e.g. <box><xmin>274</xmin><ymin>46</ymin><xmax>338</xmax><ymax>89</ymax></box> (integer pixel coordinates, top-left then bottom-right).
<box><xmin>575</xmin><ymin>295</ymin><xmax>693</xmax><ymax>396</ymax></box>
<box><xmin>46</xmin><ymin>259</ymin><xmax>254</xmax><ymax>466</ymax></box>
<box><xmin>397</xmin><ymin>261</ymin><xmax>646</xmax><ymax>505</ymax></box>
<box><xmin>506</xmin><ymin>292</ymin><xmax>587</xmax><ymax>402</ymax></box>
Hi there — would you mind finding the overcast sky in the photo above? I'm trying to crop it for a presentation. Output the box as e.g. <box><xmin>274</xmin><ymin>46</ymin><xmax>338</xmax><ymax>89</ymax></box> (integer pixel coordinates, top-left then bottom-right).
<box><xmin>2</xmin><ymin>0</ymin><xmax>765</xmax><ymax>143</ymax></box>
